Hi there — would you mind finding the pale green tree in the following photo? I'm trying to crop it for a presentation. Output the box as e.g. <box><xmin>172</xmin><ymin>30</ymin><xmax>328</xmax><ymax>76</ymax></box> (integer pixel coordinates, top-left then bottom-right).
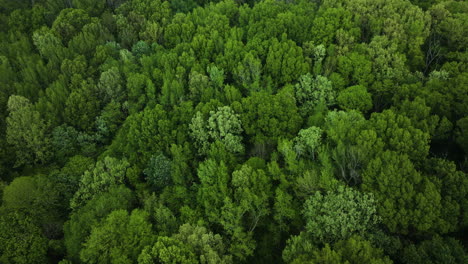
<box><xmin>6</xmin><ymin>95</ymin><xmax>51</xmax><ymax>167</ymax></box>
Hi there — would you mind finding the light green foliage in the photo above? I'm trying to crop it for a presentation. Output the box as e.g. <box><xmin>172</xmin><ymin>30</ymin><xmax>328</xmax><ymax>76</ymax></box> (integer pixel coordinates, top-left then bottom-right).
<box><xmin>295</xmin><ymin>73</ymin><xmax>335</xmax><ymax>114</ymax></box>
<box><xmin>35</xmin><ymin>76</ymin><xmax>70</xmax><ymax>126</ymax></box>
<box><xmin>80</xmin><ymin>209</ymin><xmax>154</xmax><ymax>264</ymax></box>
<box><xmin>173</xmin><ymin>223</ymin><xmax>233</xmax><ymax>264</ymax></box>
<box><xmin>303</xmin><ymin>185</ymin><xmax>379</xmax><ymax>243</ymax></box>
<box><xmin>190</xmin><ymin>106</ymin><xmax>244</xmax><ymax>155</ymax></box>
<box><xmin>143</xmin><ymin>195</ymin><xmax>178</xmax><ymax>236</ymax></box>
<box><xmin>422</xmin><ymin>67</ymin><xmax>468</xmax><ymax>121</ymax></box>
<box><xmin>324</xmin><ymin>110</ymin><xmax>375</xmax><ymax>185</ymax></box>
<box><xmin>282</xmin><ymin>232</ymin><xmax>319</xmax><ymax>264</ymax></box>
<box><xmin>169</xmin><ymin>143</ymin><xmax>193</xmax><ymax>186</ymax></box>
<box><xmin>32</xmin><ymin>27</ymin><xmax>67</xmax><ymax>64</ymax></box>
<box><xmin>207</xmin><ymin>106</ymin><xmax>244</xmax><ymax>153</ymax></box>
<box><xmin>234</xmin><ymin>52</ymin><xmax>262</xmax><ymax>94</ymax></box>
<box><xmin>431</xmin><ymin>1</ymin><xmax>468</xmax><ymax>53</ymax></box>
<box><xmin>337</xmin><ymin>85</ymin><xmax>373</xmax><ymax>112</ymax></box>
<box><xmin>335</xmin><ymin>0</ymin><xmax>430</xmax><ymax>68</ymax></box>
<box><xmin>6</xmin><ymin>95</ymin><xmax>51</xmax><ymax>167</ymax></box>
<box><xmin>189</xmin><ymin>112</ymin><xmax>209</xmax><ymax>153</ymax></box>
<box><xmin>294</xmin><ymin>126</ymin><xmax>322</xmax><ymax>159</ymax></box>
<box><xmin>54</xmin><ymin>155</ymin><xmax>94</xmax><ymax>202</ymax></box>
<box><xmin>70</xmin><ymin>157</ymin><xmax>130</xmax><ymax>210</ymax></box>
<box><xmin>98</xmin><ymin>67</ymin><xmax>123</xmax><ymax>103</ymax></box>
<box><xmin>330</xmin><ymin>235</ymin><xmax>393</xmax><ymax>264</ymax></box>
<box><xmin>362</xmin><ymin>151</ymin><xmax>441</xmax><ymax>234</ymax></box>
<box><xmin>283</xmin><ymin>234</ymin><xmax>392</xmax><ymax>264</ymax></box>
<box><xmin>231</xmin><ymin>164</ymin><xmax>271</xmax><ymax>232</ymax></box>
<box><xmin>68</xmin><ymin>21</ymin><xmax>114</xmax><ymax>59</ymax></box>
<box><xmin>2</xmin><ymin>174</ymin><xmax>64</xmax><ymax>234</ymax></box>
<box><xmin>313</xmin><ymin>236</ymin><xmax>392</xmax><ymax>264</ymax></box>
<box><xmin>310</xmin><ymin>6</ymin><xmax>358</xmax><ymax>46</ymax></box>
<box><xmin>207</xmin><ymin>65</ymin><xmax>225</xmax><ymax>90</ymax></box>
<box><xmin>138</xmin><ymin>236</ymin><xmax>198</xmax><ymax>264</ymax></box>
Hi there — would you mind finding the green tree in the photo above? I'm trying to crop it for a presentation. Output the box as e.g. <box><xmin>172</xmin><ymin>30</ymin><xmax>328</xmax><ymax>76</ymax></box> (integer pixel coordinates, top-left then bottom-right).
<box><xmin>51</xmin><ymin>8</ymin><xmax>91</xmax><ymax>43</ymax></box>
<box><xmin>235</xmin><ymin>88</ymin><xmax>302</xmax><ymax>151</ymax></box>
<box><xmin>283</xmin><ymin>234</ymin><xmax>392</xmax><ymax>264</ymax></box>
<box><xmin>231</xmin><ymin>164</ymin><xmax>272</xmax><ymax>232</ymax></box>
<box><xmin>234</xmin><ymin>52</ymin><xmax>262</xmax><ymax>94</ymax></box>
<box><xmin>127</xmin><ymin>72</ymin><xmax>156</xmax><ymax>114</ymax></box>
<box><xmin>64</xmin><ymin>79</ymin><xmax>100</xmax><ymax>131</ymax></box>
<box><xmin>95</xmin><ymin>100</ymin><xmax>126</xmax><ymax>144</ymax></box>
<box><xmin>337</xmin><ymin>85</ymin><xmax>373</xmax><ymax>112</ymax></box>
<box><xmin>72</xmin><ymin>0</ymin><xmax>106</xmax><ymax>16</ymax></box>
<box><xmin>64</xmin><ymin>185</ymin><xmax>135</xmax><ymax>262</ymax></box>
<box><xmin>143</xmin><ymin>153</ymin><xmax>172</xmax><ymax>191</ymax></box>
<box><xmin>138</xmin><ymin>236</ymin><xmax>198</xmax><ymax>264</ymax></box>
<box><xmin>97</xmin><ymin>67</ymin><xmax>124</xmax><ymax>103</ymax></box>
<box><xmin>455</xmin><ymin>116</ymin><xmax>468</xmax><ymax>154</ymax></box>
<box><xmin>362</xmin><ymin>151</ymin><xmax>441</xmax><ymax>234</ymax></box>
<box><xmin>81</xmin><ymin>209</ymin><xmax>155</xmax><ymax>264</ymax></box>
<box><xmin>265</xmin><ymin>36</ymin><xmax>309</xmax><ymax>86</ymax></box>
<box><xmin>0</xmin><ymin>210</ymin><xmax>48</xmax><ymax>264</ymax></box>
<box><xmin>303</xmin><ymin>185</ymin><xmax>379</xmax><ymax>243</ymax></box>
<box><xmin>370</xmin><ymin>110</ymin><xmax>430</xmax><ymax>162</ymax></box>
<box><xmin>70</xmin><ymin>157</ymin><xmax>130</xmax><ymax>210</ymax></box>
<box><xmin>401</xmin><ymin>235</ymin><xmax>466</xmax><ymax>264</ymax></box>
<box><xmin>294</xmin><ymin>126</ymin><xmax>322</xmax><ymax>159</ymax></box>
<box><xmin>173</xmin><ymin>223</ymin><xmax>233</xmax><ymax>264</ymax></box>
<box><xmin>190</xmin><ymin>106</ymin><xmax>244</xmax><ymax>155</ymax></box>
<box><xmin>295</xmin><ymin>73</ymin><xmax>335</xmax><ymax>115</ymax></box>
<box><xmin>32</xmin><ymin>27</ymin><xmax>67</xmax><ymax>65</ymax></box>
<box><xmin>6</xmin><ymin>95</ymin><xmax>50</xmax><ymax>167</ymax></box>
<box><xmin>107</xmin><ymin>104</ymin><xmax>173</xmax><ymax>166</ymax></box>
<box><xmin>196</xmin><ymin>159</ymin><xmax>230</xmax><ymax>224</ymax></box>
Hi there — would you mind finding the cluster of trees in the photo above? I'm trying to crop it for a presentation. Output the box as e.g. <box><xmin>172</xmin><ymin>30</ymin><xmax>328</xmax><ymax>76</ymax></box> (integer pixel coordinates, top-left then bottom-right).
<box><xmin>0</xmin><ymin>0</ymin><xmax>467</xmax><ymax>263</ymax></box>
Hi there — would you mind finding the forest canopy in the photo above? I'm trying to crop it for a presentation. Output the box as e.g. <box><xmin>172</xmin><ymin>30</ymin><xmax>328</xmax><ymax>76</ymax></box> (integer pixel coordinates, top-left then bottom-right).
<box><xmin>0</xmin><ymin>0</ymin><xmax>467</xmax><ymax>263</ymax></box>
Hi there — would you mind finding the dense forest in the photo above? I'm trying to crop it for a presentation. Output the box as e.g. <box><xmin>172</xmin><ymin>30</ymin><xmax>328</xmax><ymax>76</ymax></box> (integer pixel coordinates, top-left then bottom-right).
<box><xmin>0</xmin><ymin>0</ymin><xmax>467</xmax><ymax>263</ymax></box>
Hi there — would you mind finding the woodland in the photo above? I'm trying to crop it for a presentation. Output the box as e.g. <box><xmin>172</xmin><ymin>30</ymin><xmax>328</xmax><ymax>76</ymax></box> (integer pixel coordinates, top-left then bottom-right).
<box><xmin>0</xmin><ymin>0</ymin><xmax>467</xmax><ymax>263</ymax></box>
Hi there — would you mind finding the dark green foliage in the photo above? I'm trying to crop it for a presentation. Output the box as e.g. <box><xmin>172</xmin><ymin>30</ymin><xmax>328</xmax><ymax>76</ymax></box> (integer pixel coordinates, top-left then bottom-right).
<box><xmin>143</xmin><ymin>153</ymin><xmax>172</xmax><ymax>191</ymax></box>
<box><xmin>401</xmin><ymin>235</ymin><xmax>466</xmax><ymax>264</ymax></box>
<box><xmin>0</xmin><ymin>210</ymin><xmax>48</xmax><ymax>264</ymax></box>
<box><xmin>0</xmin><ymin>0</ymin><xmax>467</xmax><ymax>263</ymax></box>
<box><xmin>64</xmin><ymin>185</ymin><xmax>135</xmax><ymax>262</ymax></box>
